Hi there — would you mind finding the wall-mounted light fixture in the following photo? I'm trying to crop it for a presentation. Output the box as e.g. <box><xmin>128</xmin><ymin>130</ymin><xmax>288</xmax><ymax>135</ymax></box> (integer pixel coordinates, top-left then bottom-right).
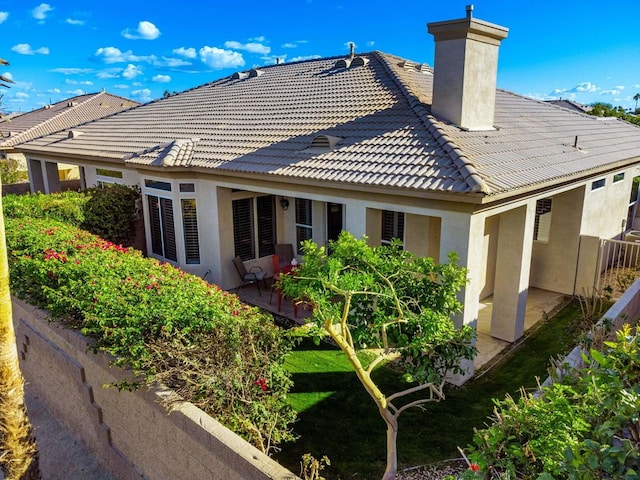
<box><xmin>280</xmin><ymin>197</ymin><xmax>290</xmax><ymax>210</ymax></box>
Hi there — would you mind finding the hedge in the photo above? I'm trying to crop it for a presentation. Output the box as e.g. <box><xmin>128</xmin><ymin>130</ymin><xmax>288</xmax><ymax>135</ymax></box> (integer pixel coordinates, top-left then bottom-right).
<box><xmin>5</xmin><ymin>215</ymin><xmax>296</xmax><ymax>453</ymax></box>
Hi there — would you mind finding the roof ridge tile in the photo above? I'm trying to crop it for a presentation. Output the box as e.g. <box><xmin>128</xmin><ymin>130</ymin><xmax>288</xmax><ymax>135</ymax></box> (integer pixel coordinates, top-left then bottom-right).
<box><xmin>373</xmin><ymin>51</ymin><xmax>489</xmax><ymax>194</ymax></box>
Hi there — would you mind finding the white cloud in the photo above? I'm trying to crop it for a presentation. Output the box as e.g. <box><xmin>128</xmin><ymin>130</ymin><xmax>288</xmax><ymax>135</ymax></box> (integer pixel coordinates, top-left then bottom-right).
<box><xmin>65</xmin><ymin>18</ymin><xmax>84</xmax><ymax>25</ymax></box>
<box><xmin>65</xmin><ymin>79</ymin><xmax>93</xmax><ymax>86</ymax></box>
<box><xmin>32</xmin><ymin>3</ymin><xmax>53</xmax><ymax>20</ymax></box>
<box><xmin>2</xmin><ymin>72</ymin><xmax>13</xmax><ymax>81</ymax></box>
<box><xmin>156</xmin><ymin>57</ymin><xmax>191</xmax><ymax>67</ymax></box>
<box><xmin>131</xmin><ymin>88</ymin><xmax>152</xmax><ymax>102</ymax></box>
<box><xmin>122</xmin><ymin>64</ymin><xmax>143</xmax><ymax>79</ymax></box>
<box><xmin>199</xmin><ymin>46</ymin><xmax>244</xmax><ymax>69</ymax></box>
<box><xmin>132</xmin><ymin>82</ymin><xmax>143</xmax><ymax>87</ymax></box>
<box><xmin>601</xmin><ymin>89</ymin><xmax>622</xmax><ymax>96</ymax></box>
<box><xmin>0</xmin><ymin>12</ymin><xmax>8</xmax><ymax>24</ymax></box>
<box><xmin>152</xmin><ymin>74</ymin><xmax>171</xmax><ymax>83</ymax></box>
<box><xmin>96</xmin><ymin>69</ymin><xmax>121</xmax><ymax>79</ymax></box>
<box><xmin>66</xmin><ymin>89</ymin><xmax>85</xmax><ymax>95</ymax></box>
<box><xmin>173</xmin><ymin>47</ymin><xmax>196</xmax><ymax>59</ymax></box>
<box><xmin>113</xmin><ymin>84</ymin><xmax>129</xmax><ymax>89</ymax></box>
<box><xmin>46</xmin><ymin>88</ymin><xmax>61</xmax><ymax>94</ymax></box>
<box><xmin>50</xmin><ymin>67</ymin><xmax>93</xmax><ymax>75</ymax></box>
<box><xmin>289</xmin><ymin>54</ymin><xmax>322</xmax><ymax>62</ymax></box>
<box><xmin>615</xmin><ymin>85</ymin><xmax>625</xmax><ymax>90</ymax></box>
<box><xmin>94</xmin><ymin>46</ymin><xmax>153</xmax><ymax>64</ymax></box>
<box><xmin>282</xmin><ymin>43</ymin><xmax>296</xmax><ymax>48</ymax></box>
<box><xmin>11</xmin><ymin>43</ymin><xmax>49</xmax><ymax>55</ymax></box>
<box><xmin>251</xmin><ymin>36</ymin><xmax>266</xmax><ymax>42</ymax></box>
<box><xmin>367</xmin><ymin>41</ymin><xmax>375</xmax><ymax>47</ymax></box>
<box><xmin>16</xmin><ymin>92</ymin><xmax>29</xmax><ymax>99</ymax></box>
<box><xmin>224</xmin><ymin>41</ymin><xmax>270</xmax><ymax>55</ymax></box>
<box><xmin>572</xmin><ymin>82</ymin><xmax>598</xmax><ymax>93</ymax></box>
<box><xmin>122</xmin><ymin>21</ymin><xmax>160</xmax><ymax>40</ymax></box>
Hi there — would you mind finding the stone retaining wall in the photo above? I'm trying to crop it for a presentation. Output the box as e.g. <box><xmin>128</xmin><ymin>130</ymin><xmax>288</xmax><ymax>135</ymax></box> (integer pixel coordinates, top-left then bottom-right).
<box><xmin>12</xmin><ymin>298</ymin><xmax>298</xmax><ymax>480</ymax></box>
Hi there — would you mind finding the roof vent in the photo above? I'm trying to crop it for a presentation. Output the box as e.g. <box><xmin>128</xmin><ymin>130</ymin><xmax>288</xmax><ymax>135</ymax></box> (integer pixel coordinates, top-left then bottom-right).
<box><xmin>67</xmin><ymin>101</ymin><xmax>76</xmax><ymax>107</ymax></box>
<box><xmin>249</xmin><ymin>68</ymin><xmax>264</xmax><ymax>78</ymax></box>
<box><xmin>400</xmin><ymin>60</ymin><xmax>414</xmax><ymax>69</ymax></box>
<box><xmin>415</xmin><ymin>63</ymin><xmax>430</xmax><ymax>72</ymax></box>
<box><xmin>351</xmin><ymin>56</ymin><xmax>369</xmax><ymax>67</ymax></box>
<box><xmin>309</xmin><ymin>134</ymin><xmax>342</xmax><ymax>150</ymax></box>
<box><xmin>68</xmin><ymin>130</ymin><xmax>84</xmax><ymax>139</ymax></box>
<box><xmin>232</xmin><ymin>71</ymin><xmax>249</xmax><ymax>80</ymax></box>
<box><xmin>43</xmin><ymin>104</ymin><xmax>52</xmax><ymax>109</ymax></box>
<box><xmin>335</xmin><ymin>57</ymin><xmax>352</xmax><ymax>69</ymax></box>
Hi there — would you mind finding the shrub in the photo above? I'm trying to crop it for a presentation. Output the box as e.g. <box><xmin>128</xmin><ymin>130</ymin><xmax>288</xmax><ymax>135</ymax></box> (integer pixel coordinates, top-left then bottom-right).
<box><xmin>3</xmin><ymin>191</ymin><xmax>89</xmax><ymax>226</ymax></box>
<box><xmin>6</xmin><ymin>217</ymin><xmax>296</xmax><ymax>453</ymax></box>
<box><xmin>0</xmin><ymin>158</ymin><xmax>28</xmax><ymax>184</ymax></box>
<box><xmin>466</xmin><ymin>325</ymin><xmax>640</xmax><ymax>479</ymax></box>
<box><xmin>81</xmin><ymin>184</ymin><xmax>140</xmax><ymax>246</ymax></box>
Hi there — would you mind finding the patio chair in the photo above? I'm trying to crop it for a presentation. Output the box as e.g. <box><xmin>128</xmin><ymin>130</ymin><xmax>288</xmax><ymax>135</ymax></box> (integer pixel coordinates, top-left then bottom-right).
<box><xmin>232</xmin><ymin>256</ymin><xmax>267</xmax><ymax>296</ymax></box>
<box><xmin>275</xmin><ymin>243</ymin><xmax>294</xmax><ymax>265</ymax></box>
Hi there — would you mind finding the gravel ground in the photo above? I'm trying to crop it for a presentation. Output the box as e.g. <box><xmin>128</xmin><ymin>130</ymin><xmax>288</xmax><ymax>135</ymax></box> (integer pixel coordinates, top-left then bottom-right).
<box><xmin>396</xmin><ymin>459</ymin><xmax>467</xmax><ymax>480</ymax></box>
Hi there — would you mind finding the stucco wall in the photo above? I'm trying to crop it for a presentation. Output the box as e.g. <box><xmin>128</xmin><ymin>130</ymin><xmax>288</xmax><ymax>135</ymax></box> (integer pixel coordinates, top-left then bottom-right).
<box><xmin>530</xmin><ymin>187</ymin><xmax>584</xmax><ymax>294</ymax></box>
<box><xmin>12</xmin><ymin>298</ymin><xmax>298</xmax><ymax>480</ymax></box>
<box><xmin>580</xmin><ymin>170</ymin><xmax>634</xmax><ymax>239</ymax></box>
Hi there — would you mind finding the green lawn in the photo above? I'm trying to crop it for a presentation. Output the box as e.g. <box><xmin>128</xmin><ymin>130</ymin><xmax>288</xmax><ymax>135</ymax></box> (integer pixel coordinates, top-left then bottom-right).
<box><xmin>275</xmin><ymin>301</ymin><xmax>586</xmax><ymax>479</ymax></box>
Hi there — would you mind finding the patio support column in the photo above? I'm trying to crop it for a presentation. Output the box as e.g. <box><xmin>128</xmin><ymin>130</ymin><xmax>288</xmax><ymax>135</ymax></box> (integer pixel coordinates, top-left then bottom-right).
<box><xmin>44</xmin><ymin>161</ymin><xmax>61</xmax><ymax>193</ymax></box>
<box><xmin>490</xmin><ymin>203</ymin><xmax>535</xmax><ymax>342</ymax></box>
<box><xmin>344</xmin><ymin>202</ymin><xmax>367</xmax><ymax>238</ymax></box>
<box><xmin>440</xmin><ymin>211</ymin><xmax>485</xmax><ymax>383</ymax></box>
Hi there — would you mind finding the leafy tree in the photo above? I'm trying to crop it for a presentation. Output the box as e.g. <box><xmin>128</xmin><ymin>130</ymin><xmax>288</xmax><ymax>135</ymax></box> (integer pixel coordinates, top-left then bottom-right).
<box><xmin>634</xmin><ymin>93</ymin><xmax>640</xmax><ymax>113</ymax></box>
<box><xmin>280</xmin><ymin>232</ymin><xmax>475</xmax><ymax>480</ymax></box>
<box><xmin>0</xmin><ymin>57</ymin><xmax>40</xmax><ymax>479</ymax></box>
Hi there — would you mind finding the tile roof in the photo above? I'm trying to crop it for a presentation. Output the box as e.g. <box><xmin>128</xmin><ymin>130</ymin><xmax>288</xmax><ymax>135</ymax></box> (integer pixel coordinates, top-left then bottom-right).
<box><xmin>15</xmin><ymin>52</ymin><xmax>640</xmax><ymax>198</ymax></box>
<box><xmin>0</xmin><ymin>91</ymin><xmax>139</xmax><ymax>148</ymax></box>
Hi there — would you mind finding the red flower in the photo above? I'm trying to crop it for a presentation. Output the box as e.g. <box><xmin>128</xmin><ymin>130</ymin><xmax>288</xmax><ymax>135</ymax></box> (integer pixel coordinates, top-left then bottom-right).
<box><xmin>469</xmin><ymin>463</ymin><xmax>480</xmax><ymax>472</ymax></box>
<box><xmin>254</xmin><ymin>378</ymin><xmax>268</xmax><ymax>392</ymax></box>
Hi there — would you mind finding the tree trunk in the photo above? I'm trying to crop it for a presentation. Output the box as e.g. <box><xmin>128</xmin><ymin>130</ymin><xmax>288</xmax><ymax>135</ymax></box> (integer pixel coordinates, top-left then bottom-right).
<box><xmin>381</xmin><ymin>410</ymin><xmax>399</xmax><ymax>480</ymax></box>
<box><xmin>0</xmin><ymin>184</ymin><xmax>40</xmax><ymax>479</ymax></box>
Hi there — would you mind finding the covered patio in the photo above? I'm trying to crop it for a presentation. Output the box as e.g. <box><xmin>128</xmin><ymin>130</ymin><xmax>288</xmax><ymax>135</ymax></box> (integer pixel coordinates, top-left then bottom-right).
<box><xmin>235</xmin><ymin>281</ymin><xmax>569</xmax><ymax>371</ymax></box>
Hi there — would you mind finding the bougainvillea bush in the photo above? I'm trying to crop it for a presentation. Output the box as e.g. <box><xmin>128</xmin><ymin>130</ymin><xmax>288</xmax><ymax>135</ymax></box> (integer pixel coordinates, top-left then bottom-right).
<box><xmin>6</xmin><ymin>216</ymin><xmax>296</xmax><ymax>453</ymax></box>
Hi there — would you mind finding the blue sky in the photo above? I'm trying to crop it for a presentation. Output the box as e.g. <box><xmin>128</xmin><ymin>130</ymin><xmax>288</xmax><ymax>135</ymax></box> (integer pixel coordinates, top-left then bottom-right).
<box><xmin>0</xmin><ymin>0</ymin><xmax>639</xmax><ymax>113</ymax></box>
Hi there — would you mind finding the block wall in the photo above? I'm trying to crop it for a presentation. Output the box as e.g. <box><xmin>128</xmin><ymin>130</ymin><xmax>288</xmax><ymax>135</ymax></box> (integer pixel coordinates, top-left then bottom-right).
<box><xmin>12</xmin><ymin>298</ymin><xmax>298</xmax><ymax>480</ymax></box>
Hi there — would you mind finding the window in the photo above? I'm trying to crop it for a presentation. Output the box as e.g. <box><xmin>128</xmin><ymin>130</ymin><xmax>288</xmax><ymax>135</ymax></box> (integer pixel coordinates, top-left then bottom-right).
<box><xmin>147</xmin><ymin>195</ymin><xmax>177</xmax><ymax>261</ymax></box>
<box><xmin>145</xmin><ymin>179</ymin><xmax>172</xmax><ymax>191</ymax></box>
<box><xmin>232</xmin><ymin>196</ymin><xmax>276</xmax><ymax>261</ymax></box>
<box><xmin>614</xmin><ymin>172</ymin><xmax>625</xmax><ymax>183</ymax></box>
<box><xmin>591</xmin><ymin>178</ymin><xmax>606</xmax><ymax>190</ymax></box>
<box><xmin>181</xmin><ymin>199</ymin><xmax>200</xmax><ymax>264</ymax></box>
<box><xmin>534</xmin><ymin>198</ymin><xmax>552</xmax><ymax>242</ymax></box>
<box><xmin>179</xmin><ymin>183</ymin><xmax>195</xmax><ymax>193</ymax></box>
<box><xmin>381</xmin><ymin>210</ymin><xmax>404</xmax><ymax>246</ymax></box>
<box><xmin>627</xmin><ymin>176</ymin><xmax>640</xmax><ymax>230</ymax></box>
<box><xmin>295</xmin><ymin>198</ymin><xmax>313</xmax><ymax>255</ymax></box>
<box><xmin>96</xmin><ymin>168</ymin><xmax>123</xmax><ymax>187</ymax></box>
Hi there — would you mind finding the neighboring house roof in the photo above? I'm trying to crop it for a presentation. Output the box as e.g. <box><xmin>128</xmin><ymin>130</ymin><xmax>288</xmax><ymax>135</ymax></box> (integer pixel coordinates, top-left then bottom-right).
<box><xmin>544</xmin><ymin>99</ymin><xmax>593</xmax><ymax>114</ymax></box>
<box><xmin>15</xmin><ymin>52</ymin><xmax>640</xmax><ymax>198</ymax></box>
<box><xmin>0</xmin><ymin>91</ymin><xmax>139</xmax><ymax>149</ymax></box>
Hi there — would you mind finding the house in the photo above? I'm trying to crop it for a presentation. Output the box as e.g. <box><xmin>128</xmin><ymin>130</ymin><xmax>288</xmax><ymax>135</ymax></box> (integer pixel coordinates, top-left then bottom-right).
<box><xmin>14</xmin><ymin>9</ymin><xmax>640</xmax><ymax>376</ymax></box>
<box><xmin>0</xmin><ymin>91</ymin><xmax>139</xmax><ymax>188</ymax></box>
<box><xmin>544</xmin><ymin>99</ymin><xmax>593</xmax><ymax>114</ymax></box>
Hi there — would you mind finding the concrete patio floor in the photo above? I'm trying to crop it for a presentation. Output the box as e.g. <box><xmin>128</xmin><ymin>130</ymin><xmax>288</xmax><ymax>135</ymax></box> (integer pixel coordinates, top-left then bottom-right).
<box><xmin>235</xmin><ymin>282</ymin><xmax>569</xmax><ymax>371</ymax></box>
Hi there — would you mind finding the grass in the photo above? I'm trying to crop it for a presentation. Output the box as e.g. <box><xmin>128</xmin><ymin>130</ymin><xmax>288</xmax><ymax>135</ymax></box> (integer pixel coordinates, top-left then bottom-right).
<box><xmin>274</xmin><ymin>300</ymin><xmax>587</xmax><ymax>480</ymax></box>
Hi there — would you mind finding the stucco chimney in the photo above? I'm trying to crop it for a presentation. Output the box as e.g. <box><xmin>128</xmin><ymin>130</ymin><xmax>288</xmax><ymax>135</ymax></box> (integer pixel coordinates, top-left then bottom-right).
<box><xmin>427</xmin><ymin>5</ymin><xmax>508</xmax><ymax>131</ymax></box>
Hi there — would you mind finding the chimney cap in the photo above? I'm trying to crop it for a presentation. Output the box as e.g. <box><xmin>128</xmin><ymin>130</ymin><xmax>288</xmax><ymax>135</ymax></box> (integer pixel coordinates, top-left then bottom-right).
<box><xmin>466</xmin><ymin>4</ymin><xmax>474</xmax><ymax>18</ymax></box>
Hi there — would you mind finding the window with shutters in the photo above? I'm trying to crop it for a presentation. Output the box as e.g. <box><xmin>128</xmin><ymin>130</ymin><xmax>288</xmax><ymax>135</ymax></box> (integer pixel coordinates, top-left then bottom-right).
<box><xmin>181</xmin><ymin>199</ymin><xmax>200</xmax><ymax>264</ymax></box>
<box><xmin>534</xmin><ymin>198</ymin><xmax>552</xmax><ymax>242</ymax></box>
<box><xmin>381</xmin><ymin>210</ymin><xmax>404</xmax><ymax>247</ymax></box>
<box><xmin>232</xmin><ymin>196</ymin><xmax>276</xmax><ymax>261</ymax></box>
<box><xmin>147</xmin><ymin>194</ymin><xmax>177</xmax><ymax>261</ymax></box>
<box><xmin>295</xmin><ymin>198</ymin><xmax>313</xmax><ymax>255</ymax></box>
